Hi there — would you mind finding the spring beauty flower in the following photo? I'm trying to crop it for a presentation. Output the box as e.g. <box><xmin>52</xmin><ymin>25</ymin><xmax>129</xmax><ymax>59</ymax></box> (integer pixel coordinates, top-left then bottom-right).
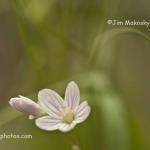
<box><xmin>36</xmin><ymin>81</ymin><xmax>91</xmax><ymax>132</ymax></box>
<box><xmin>9</xmin><ymin>95</ymin><xmax>43</xmax><ymax>119</ymax></box>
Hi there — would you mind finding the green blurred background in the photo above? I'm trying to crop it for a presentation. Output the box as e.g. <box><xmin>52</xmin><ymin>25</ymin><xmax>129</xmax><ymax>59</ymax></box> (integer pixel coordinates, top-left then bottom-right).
<box><xmin>0</xmin><ymin>0</ymin><xmax>150</xmax><ymax>149</ymax></box>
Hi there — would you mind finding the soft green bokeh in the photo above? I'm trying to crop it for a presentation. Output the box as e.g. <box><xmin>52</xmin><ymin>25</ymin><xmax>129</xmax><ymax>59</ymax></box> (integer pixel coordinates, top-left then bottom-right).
<box><xmin>0</xmin><ymin>0</ymin><xmax>149</xmax><ymax>150</ymax></box>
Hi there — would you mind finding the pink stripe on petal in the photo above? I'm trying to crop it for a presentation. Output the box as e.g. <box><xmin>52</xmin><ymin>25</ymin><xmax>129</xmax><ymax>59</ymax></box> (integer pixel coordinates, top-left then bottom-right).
<box><xmin>75</xmin><ymin>101</ymin><xmax>91</xmax><ymax>123</ymax></box>
<box><xmin>58</xmin><ymin>122</ymin><xmax>76</xmax><ymax>132</ymax></box>
<box><xmin>38</xmin><ymin>89</ymin><xmax>65</xmax><ymax>119</ymax></box>
<box><xmin>65</xmin><ymin>81</ymin><xmax>80</xmax><ymax>110</ymax></box>
<box><xmin>35</xmin><ymin>116</ymin><xmax>60</xmax><ymax>131</ymax></box>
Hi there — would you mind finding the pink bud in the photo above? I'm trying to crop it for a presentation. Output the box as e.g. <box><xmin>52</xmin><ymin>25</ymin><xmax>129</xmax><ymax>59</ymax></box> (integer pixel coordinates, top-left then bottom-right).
<box><xmin>9</xmin><ymin>95</ymin><xmax>42</xmax><ymax>117</ymax></box>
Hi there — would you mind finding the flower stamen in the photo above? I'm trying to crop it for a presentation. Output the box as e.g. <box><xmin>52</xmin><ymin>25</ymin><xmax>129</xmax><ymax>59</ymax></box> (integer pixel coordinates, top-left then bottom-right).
<box><xmin>61</xmin><ymin>108</ymin><xmax>75</xmax><ymax>124</ymax></box>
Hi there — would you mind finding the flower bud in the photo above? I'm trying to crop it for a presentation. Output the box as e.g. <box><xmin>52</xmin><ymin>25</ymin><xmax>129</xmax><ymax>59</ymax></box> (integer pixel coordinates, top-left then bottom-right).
<box><xmin>9</xmin><ymin>95</ymin><xmax>42</xmax><ymax>118</ymax></box>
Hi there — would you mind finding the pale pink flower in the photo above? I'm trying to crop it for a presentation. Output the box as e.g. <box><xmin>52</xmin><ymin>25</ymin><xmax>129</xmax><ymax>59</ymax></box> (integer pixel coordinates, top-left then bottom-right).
<box><xmin>36</xmin><ymin>81</ymin><xmax>91</xmax><ymax>132</ymax></box>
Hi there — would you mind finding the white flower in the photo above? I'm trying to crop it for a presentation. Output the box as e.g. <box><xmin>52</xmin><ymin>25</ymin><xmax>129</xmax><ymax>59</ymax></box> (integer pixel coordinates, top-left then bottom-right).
<box><xmin>9</xmin><ymin>95</ymin><xmax>43</xmax><ymax>119</ymax></box>
<box><xmin>36</xmin><ymin>81</ymin><xmax>91</xmax><ymax>132</ymax></box>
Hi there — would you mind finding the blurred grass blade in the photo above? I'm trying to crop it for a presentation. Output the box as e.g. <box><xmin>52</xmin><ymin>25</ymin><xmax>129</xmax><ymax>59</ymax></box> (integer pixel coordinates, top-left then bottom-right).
<box><xmin>99</xmin><ymin>86</ymin><xmax>131</xmax><ymax>150</ymax></box>
<box><xmin>89</xmin><ymin>27</ymin><xmax>150</xmax><ymax>66</ymax></box>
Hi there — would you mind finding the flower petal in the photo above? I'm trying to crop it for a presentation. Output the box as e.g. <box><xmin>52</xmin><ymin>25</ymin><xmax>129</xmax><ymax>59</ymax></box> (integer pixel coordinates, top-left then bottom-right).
<box><xmin>9</xmin><ymin>95</ymin><xmax>42</xmax><ymax>116</ymax></box>
<box><xmin>75</xmin><ymin>101</ymin><xmax>91</xmax><ymax>124</ymax></box>
<box><xmin>65</xmin><ymin>81</ymin><xmax>80</xmax><ymax>111</ymax></box>
<box><xmin>58</xmin><ymin>122</ymin><xmax>76</xmax><ymax>132</ymax></box>
<box><xmin>38</xmin><ymin>89</ymin><xmax>65</xmax><ymax>119</ymax></box>
<box><xmin>35</xmin><ymin>116</ymin><xmax>60</xmax><ymax>131</ymax></box>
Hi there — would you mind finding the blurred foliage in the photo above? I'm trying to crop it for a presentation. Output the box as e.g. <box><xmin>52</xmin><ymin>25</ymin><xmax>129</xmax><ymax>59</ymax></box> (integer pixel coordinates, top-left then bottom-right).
<box><xmin>13</xmin><ymin>0</ymin><xmax>107</xmax><ymax>93</ymax></box>
<box><xmin>0</xmin><ymin>0</ymin><xmax>149</xmax><ymax>150</ymax></box>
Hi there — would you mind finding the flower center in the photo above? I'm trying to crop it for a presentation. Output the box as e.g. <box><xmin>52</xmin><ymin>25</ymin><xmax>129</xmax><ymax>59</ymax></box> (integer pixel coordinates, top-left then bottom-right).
<box><xmin>61</xmin><ymin>109</ymin><xmax>75</xmax><ymax>124</ymax></box>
